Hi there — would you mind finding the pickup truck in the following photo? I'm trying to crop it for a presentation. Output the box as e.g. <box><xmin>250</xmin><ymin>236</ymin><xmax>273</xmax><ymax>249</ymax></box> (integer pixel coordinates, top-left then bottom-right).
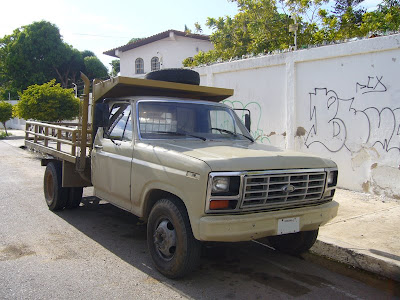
<box><xmin>25</xmin><ymin>69</ymin><xmax>338</xmax><ymax>278</ymax></box>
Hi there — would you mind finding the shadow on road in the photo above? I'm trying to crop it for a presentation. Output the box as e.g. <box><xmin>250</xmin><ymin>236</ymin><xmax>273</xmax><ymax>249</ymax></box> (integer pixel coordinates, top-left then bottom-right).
<box><xmin>54</xmin><ymin>196</ymin><xmax>378</xmax><ymax>299</ymax></box>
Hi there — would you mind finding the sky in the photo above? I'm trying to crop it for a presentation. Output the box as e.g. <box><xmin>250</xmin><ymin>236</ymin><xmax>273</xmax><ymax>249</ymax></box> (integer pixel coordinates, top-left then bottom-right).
<box><xmin>0</xmin><ymin>0</ymin><xmax>238</xmax><ymax>70</ymax></box>
<box><xmin>0</xmin><ymin>0</ymin><xmax>382</xmax><ymax>71</ymax></box>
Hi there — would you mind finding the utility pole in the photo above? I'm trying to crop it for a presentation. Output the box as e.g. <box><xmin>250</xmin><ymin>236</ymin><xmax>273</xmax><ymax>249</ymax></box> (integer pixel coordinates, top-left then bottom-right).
<box><xmin>289</xmin><ymin>15</ymin><xmax>298</xmax><ymax>51</ymax></box>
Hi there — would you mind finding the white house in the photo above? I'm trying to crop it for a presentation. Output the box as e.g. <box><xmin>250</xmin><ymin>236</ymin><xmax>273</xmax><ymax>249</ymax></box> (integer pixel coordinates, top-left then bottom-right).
<box><xmin>104</xmin><ymin>30</ymin><xmax>213</xmax><ymax>77</ymax></box>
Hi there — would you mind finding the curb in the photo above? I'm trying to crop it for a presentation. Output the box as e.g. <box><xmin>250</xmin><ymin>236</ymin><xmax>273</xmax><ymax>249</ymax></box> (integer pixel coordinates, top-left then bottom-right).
<box><xmin>311</xmin><ymin>238</ymin><xmax>400</xmax><ymax>282</ymax></box>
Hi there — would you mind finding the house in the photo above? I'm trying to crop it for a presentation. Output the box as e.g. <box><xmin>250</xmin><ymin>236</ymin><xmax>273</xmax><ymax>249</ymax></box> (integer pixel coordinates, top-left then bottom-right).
<box><xmin>103</xmin><ymin>29</ymin><xmax>213</xmax><ymax>77</ymax></box>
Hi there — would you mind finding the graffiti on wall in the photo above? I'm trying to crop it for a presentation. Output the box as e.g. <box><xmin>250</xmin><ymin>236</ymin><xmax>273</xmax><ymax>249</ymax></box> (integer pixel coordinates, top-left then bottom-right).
<box><xmin>222</xmin><ymin>99</ymin><xmax>272</xmax><ymax>143</ymax></box>
<box><xmin>305</xmin><ymin>76</ymin><xmax>400</xmax><ymax>153</ymax></box>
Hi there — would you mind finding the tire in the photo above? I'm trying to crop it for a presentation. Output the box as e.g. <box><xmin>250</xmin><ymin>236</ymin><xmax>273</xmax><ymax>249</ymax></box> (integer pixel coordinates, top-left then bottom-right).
<box><xmin>268</xmin><ymin>229</ymin><xmax>319</xmax><ymax>255</ymax></box>
<box><xmin>65</xmin><ymin>187</ymin><xmax>83</xmax><ymax>209</ymax></box>
<box><xmin>43</xmin><ymin>162</ymin><xmax>68</xmax><ymax>211</ymax></box>
<box><xmin>144</xmin><ymin>68</ymin><xmax>200</xmax><ymax>85</ymax></box>
<box><xmin>147</xmin><ymin>198</ymin><xmax>201</xmax><ymax>278</ymax></box>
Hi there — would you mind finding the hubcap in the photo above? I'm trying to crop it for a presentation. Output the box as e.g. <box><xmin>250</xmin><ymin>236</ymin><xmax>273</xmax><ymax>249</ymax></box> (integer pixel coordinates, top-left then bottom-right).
<box><xmin>153</xmin><ymin>219</ymin><xmax>176</xmax><ymax>260</ymax></box>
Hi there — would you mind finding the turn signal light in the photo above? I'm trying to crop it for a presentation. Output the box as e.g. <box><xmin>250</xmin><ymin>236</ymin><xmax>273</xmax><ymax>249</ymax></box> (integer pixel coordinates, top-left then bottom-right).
<box><xmin>209</xmin><ymin>200</ymin><xmax>230</xmax><ymax>210</ymax></box>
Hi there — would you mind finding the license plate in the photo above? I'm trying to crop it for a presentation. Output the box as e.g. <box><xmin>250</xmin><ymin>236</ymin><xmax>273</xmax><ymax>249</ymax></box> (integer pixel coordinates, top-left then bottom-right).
<box><xmin>277</xmin><ymin>217</ymin><xmax>300</xmax><ymax>235</ymax></box>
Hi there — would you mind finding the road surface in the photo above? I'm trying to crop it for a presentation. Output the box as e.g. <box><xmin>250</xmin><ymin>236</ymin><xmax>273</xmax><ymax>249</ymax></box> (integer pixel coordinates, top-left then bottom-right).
<box><xmin>0</xmin><ymin>136</ymin><xmax>395</xmax><ymax>299</ymax></box>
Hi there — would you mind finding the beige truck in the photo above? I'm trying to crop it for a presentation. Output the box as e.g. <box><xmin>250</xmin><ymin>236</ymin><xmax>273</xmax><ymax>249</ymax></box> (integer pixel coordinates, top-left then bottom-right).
<box><xmin>25</xmin><ymin>69</ymin><xmax>338</xmax><ymax>278</ymax></box>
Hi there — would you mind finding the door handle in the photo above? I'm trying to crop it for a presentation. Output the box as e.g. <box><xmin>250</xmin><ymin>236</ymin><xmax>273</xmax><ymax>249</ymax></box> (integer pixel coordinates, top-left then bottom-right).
<box><xmin>94</xmin><ymin>145</ymin><xmax>103</xmax><ymax>150</ymax></box>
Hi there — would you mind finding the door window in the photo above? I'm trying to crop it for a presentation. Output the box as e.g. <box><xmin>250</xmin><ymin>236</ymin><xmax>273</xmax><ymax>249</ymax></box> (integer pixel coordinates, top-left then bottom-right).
<box><xmin>105</xmin><ymin>103</ymin><xmax>132</xmax><ymax>141</ymax></box>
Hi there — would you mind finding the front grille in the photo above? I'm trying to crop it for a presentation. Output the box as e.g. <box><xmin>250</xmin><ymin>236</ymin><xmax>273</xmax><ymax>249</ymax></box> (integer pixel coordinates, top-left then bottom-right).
<box><xmin>241</xmin><ymin>171</ymin><xmax>326</xmax><ymax>209</ymax></box>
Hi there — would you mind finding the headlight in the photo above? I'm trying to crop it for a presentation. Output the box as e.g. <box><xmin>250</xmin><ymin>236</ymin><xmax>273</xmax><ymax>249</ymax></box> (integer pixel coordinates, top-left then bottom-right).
<box><xmin>327</xmin><ymin>170</ymin><xmax>338</xmax><ymax>187</ymax></box>
<box><xmin>212</xmin><ymin>177</ymin><xmax>230</xmax><ymax>193</ymax></box>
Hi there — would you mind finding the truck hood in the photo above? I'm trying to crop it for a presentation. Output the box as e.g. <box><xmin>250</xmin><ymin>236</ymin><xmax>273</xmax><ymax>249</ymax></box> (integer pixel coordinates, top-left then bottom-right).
<box><xmin>148</xmin><ymin>140</ymin><xmax>336</xmax><ymax>171</ymax></box>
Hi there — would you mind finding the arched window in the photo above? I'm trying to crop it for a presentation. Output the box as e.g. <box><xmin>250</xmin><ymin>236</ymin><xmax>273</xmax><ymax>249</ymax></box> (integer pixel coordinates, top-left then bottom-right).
<box><xmin>135</xmin><ymin>58</ymin><xmax>144</xmax><ymax>74</ymax></box>
<box><xmin>151</xmin><ymin>57</ymin><xmax>160</xmax><ymax>71</ymax></box>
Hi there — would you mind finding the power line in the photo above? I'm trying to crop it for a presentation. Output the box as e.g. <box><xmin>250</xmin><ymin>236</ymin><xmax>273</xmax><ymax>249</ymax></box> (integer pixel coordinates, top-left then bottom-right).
<box><xmin>72</xmin><ymin>33</ymin><xmax>130</xmax><ymax>39</ymax></box>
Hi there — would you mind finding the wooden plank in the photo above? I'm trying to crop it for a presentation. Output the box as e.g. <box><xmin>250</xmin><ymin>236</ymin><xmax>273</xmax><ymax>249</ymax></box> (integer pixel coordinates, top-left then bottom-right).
<box><xmin>25</xmin><ymin>141</ymin><xmax>76</xmax><ymax>163</ymax></box>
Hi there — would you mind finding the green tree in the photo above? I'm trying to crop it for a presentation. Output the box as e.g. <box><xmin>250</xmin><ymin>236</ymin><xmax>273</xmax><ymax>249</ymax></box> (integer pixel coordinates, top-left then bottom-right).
<box><xmin>15</xmin><ymin>80</ymin><xmax>80</xmax><ymax>122</ymax></box>
<box><xmin>0</xmin><ymin>101</ymin><xmax>13</xmax><ymax>135</ymax></box>
<box><xmin>84</xmin><ymin>56</ymin><xmax>109</xmax><ymax>80</ymax></box>
<box><xmin>0</xmin><ymin>21</ymin><xmax>68</xmax><ymax>92</ymax></box>
<box><xmin>110</xmin><ymin>59</ymin><xmax>120</xmax><ymax>77</ymax></box>
<box><xmin>194</xmin><ymin>22</ymin><xmax>203</xmax><ymax>33</ymax></box>
<box><xmin>0</xmin><ymin>21</ymin><xmax>108</xmax><ymax>97</ymax></box>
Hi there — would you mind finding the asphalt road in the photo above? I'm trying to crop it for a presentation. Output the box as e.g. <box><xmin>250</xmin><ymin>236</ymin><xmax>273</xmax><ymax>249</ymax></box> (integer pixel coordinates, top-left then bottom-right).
<box><xmin>0</xmin><ymin>136</ymin><xmax>394</xmax><ymax>299</ymax></box>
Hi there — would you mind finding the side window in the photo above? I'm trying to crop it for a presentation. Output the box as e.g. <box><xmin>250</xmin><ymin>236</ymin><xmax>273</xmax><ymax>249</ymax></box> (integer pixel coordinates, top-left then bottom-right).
<box><xmin>210</xmin><ymin>110</ymin><xmax>235</xmax><ymax>132</ymax></box>
<box><xmin>105</xmin><ymin>103</ymin><xmax>132</xmax><ymax>141</ymax></box>
<box><xmin>151</xmin><ymin>57</ymin><xmax>160</xmax><ymax>71</ymax></box>
<box><xmin>135</xmin><ymin>58</ymin><xmax>144</xmax><ymax>74</ymax></box>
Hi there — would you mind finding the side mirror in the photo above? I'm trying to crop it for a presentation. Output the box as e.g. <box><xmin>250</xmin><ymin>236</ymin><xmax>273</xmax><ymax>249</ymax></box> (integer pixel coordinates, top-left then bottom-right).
<box><xmin>94</xmin><ymin>102</ymin><xmax>109</xmax><ymax>128</ymax></box>
<box><xmin>244</xmin><ymin>113</ymin><xmax>251</xmax><ymax>132</ymax></box>
<box><xmin>234</xmin><ymin>108</ymin><xmax>251</xmax><ymax>132</ymax></box>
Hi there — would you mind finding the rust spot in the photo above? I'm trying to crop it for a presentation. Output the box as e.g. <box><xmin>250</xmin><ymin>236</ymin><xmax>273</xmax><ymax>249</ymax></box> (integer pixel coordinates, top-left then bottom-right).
<box><xmin>268</xmin><ymin>131</ymin><xmax>276</xmax><ymax>137</ymax></box>
<box><xmin>362</xmin><ymin>181</ymin><xmax>370</xmax><ymax>193</ymax></box>
<box><xmin>371</xmin><ymin>163</ymin><xmax>378</xmax><ymax>169</ymax></box>
<box><xmin>295</xmin><ymin>127</ymin><xmax>306</xmax><ymax>137</ymax></box>
<box><xmin>282</xmin><ymin>132</ymin><xmax>286</xmax><ymax>137</ymax></box>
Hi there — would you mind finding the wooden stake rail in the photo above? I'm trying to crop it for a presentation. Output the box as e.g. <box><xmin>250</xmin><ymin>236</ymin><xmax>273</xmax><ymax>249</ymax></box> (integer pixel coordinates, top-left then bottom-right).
<box><xmin>24</xmin><ymin>121</ymin><xmax>92</xmax><ymax>164</ymax></box>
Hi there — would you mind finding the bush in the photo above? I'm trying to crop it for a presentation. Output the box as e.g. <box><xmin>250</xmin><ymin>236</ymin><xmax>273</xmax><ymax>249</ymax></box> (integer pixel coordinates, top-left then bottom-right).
<box><xmin>15</xmin><ymin>79</ymin><xmax>80</xmax><ymax>122</ymax></box>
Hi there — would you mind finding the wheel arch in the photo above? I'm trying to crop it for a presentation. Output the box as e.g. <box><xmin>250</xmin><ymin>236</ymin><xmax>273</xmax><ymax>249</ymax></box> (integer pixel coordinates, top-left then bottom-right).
<box><xmin>142</xmin><ymin>189</ymin><xmax>188</xmax><ymax>222</ymax></box>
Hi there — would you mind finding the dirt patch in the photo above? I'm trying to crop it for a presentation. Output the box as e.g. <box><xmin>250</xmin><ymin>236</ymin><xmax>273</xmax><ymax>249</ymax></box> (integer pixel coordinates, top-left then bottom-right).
<box><xmin>295</xmin><ymin>127</ymin><xmax>306</xmax><ymax>137</ymax></box>
<box><xmin>362</xmin><ymin>181</ymin><xmax>370</xmax><ymax>193</ymax></box>
<box><xmin>0</xmin><ymin>244</ymin><xmax>35</xmax><ymax>261</ymax></box>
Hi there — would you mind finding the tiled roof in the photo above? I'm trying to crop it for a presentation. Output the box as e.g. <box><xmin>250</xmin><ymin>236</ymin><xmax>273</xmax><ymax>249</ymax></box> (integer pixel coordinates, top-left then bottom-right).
<box><xmin>103</xmin><ymin>29</ymin><xmax>210</xmax><ymax>58</ymax></box>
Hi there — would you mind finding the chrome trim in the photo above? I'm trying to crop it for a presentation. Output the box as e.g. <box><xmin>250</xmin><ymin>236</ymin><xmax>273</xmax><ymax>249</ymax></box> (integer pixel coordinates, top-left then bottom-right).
<box><xmin>205</xmin><ymin>168</ymin><xmax>337</xmax><ymax>214</ymax></box>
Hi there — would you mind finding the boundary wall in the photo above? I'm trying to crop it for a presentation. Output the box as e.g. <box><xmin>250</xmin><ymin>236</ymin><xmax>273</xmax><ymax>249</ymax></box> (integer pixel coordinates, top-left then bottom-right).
<box><xmin>195</xmin><ymin>34</ymin><xmax>400</xmax><ymax>197</ymax></box>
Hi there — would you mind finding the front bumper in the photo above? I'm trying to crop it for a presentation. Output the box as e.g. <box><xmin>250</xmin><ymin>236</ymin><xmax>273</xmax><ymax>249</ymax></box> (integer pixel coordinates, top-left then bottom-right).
<box><xmin>198</xmin><ymin>201</ymin><xmax>339</xmax><ymax>242</ymax></box>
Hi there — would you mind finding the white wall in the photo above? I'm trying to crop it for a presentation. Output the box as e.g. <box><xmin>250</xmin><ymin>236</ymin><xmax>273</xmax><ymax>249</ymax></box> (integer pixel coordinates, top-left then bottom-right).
<box><xmin>195</xmin><ymin>34</ymin><xmax>400</xmax><ymax>198</ymax></box>
<box><xmin>119</xmin><ymin>33</ymin><xmax>213</xmax><ymax>77</ymax></box>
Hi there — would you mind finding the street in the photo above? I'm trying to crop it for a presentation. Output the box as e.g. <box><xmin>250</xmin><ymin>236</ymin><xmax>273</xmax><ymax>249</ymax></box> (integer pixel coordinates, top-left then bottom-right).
<box><xmin>0</xmin><ymin>136</ymin><xmax>395</xmax><ymax>299</ymax></box>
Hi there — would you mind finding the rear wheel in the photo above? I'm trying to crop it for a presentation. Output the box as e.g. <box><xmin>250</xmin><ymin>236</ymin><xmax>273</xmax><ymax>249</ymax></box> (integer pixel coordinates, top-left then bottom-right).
<box><xmin>43</xmin><ymin>162</ymin><xmax>68</xmax><ymax>211</ymax></box>
<box><xmin>268</xmin><ymin>229</ymin><xmax>319</xmax><ymax>255</ymax></box>
<box><xmin>65</xmin><ymin>187</ymin><xmax>83</xmax><ymax>209</ymax></box>
<box><xmin>147</xmin><ymin>198</ymin><xmax>201</xmax><ymax>278</ymax></box>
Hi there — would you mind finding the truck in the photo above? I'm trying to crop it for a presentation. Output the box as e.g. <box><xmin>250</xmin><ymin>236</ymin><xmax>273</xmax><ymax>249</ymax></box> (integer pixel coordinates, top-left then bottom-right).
<box><xmin>25</xmin><ymin>69</ymin><xmax>339</xmax><ymax>278</ymax></box>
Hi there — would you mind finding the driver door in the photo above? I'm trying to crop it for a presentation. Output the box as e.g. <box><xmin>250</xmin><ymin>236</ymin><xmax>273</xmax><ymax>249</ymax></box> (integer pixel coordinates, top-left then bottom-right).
<box><xmin>92</xmin><ymin>102</ymin><xmax>133</xmax><ymax>211</ymax></box>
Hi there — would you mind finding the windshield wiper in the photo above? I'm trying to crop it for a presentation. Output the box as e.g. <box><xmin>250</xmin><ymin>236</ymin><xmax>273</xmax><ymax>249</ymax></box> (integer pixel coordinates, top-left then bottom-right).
<box><xmin>155</xmin><ymin>131</ymin><xmax>206</xmax><ymax>141</ymax></box>
<box><xmin>211</xmin><ymin>127</ymin><xmax>254</xmax><ymax>142</ymax></box>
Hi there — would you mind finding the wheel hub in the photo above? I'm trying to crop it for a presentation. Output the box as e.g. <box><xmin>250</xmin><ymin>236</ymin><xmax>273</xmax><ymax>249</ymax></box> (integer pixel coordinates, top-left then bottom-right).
<box><xmin>153</xmin><ymin>220</ymin><xmax>176</xmax><ymax>259</ymax></box>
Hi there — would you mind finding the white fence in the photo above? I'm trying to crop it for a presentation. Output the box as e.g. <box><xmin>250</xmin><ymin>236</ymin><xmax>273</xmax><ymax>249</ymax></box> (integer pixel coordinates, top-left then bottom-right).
<box><xmin>195</xmin><ymin>34</ymin><xmax>400</xmax><ymax>198</ymax></box>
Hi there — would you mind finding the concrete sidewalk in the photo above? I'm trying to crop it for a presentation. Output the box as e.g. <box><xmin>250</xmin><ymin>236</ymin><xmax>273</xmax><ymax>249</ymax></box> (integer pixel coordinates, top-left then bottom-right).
<box><xmin>311</xmin><ymin>188</ymin><xmax>400</xmax><ymax>282</ymax></box>
<box><xmin>2</xmin><ymin>129</ymin><xmax>400</xmax><ymax>282</ymax></box>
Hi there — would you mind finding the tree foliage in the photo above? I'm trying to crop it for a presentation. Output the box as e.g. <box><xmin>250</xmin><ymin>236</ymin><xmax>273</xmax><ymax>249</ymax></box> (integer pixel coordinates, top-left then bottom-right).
<box><xmin>0</xmin><ymin>21</ymin><xmax>109</xmax><ymax>99</ymax></box>
<box><xmin>184</xmin><ymin>0</ymin><xmax>400</xmax><ymax>67</ymax></box>
<box><xmin>15</xmin><ymin>80</ymin><xmax>80</xmax><ymax>122</ymax></box>
<box><xmin>110</xmin><ymin>59</ymin><xmax>120</xmax><ymax>77</ymax></box>
<box><xmin>0</xmin><ymin>101</ymin><xmax>13</xmax><ymax>135</ymax></box>
<box><xmin>84</xmin><ymin>56</ymin><xmax>109</xmax><ymax>80</ymax></box>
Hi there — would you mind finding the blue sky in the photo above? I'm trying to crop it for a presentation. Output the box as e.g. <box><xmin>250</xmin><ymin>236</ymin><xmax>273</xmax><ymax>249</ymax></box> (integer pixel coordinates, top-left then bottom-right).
<box><xmin>0</xmin><ymin>0</ymin><xmax>238</xmax><ymax>70</ymax></box>
<box><xmin>1</xmin><ymin>0</ymin><xmax>381</xmax><ymax>71</ymax></box>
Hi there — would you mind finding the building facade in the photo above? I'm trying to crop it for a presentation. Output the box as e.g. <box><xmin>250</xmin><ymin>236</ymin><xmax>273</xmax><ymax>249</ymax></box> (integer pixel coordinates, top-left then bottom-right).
<box><xmin>104</xmin><ymin>30</ymin><xmax>213</xmax><ymax>77</ymax></box>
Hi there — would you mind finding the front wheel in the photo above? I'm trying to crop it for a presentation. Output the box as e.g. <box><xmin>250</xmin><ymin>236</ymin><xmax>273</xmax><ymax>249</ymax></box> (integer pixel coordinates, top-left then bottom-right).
<box><xmin>268</xmin><ymin>229</ymin><xmax>319</xmax><ymax>255</ymax></box>
<box><xmin>147</xmin><ymin>198</ymin><xmax>201</xmax><ymax>278</ymax></box>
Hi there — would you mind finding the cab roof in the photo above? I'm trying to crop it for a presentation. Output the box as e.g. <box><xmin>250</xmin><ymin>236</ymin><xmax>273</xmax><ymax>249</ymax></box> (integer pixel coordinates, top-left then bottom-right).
<box><xmin>93</xmin><ymin>76</ymin><xmax>234</xmax><ymax>103</ymax></box>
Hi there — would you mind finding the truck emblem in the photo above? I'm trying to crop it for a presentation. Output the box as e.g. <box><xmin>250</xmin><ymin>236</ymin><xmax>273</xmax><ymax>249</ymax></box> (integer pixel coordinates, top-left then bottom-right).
<box><xmin>282</xmin><ymin>184</ymin><xmax>296</xmax><ymax>193</ymax></box>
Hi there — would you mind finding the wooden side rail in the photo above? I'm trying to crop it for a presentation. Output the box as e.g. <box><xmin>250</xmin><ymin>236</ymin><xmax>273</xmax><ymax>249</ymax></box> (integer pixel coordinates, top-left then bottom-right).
<box><xmin>25</xmin><ymin>121</ymin><xmax>92</xmax><ymax>162</ymax></box>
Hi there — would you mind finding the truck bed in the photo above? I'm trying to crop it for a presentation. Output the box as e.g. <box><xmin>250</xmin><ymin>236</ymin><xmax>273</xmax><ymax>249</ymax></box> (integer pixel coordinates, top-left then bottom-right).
<box><xmin>25</xmin><ymin>121</ymin><xmax>91</xmax><ymax>163</ymax></box>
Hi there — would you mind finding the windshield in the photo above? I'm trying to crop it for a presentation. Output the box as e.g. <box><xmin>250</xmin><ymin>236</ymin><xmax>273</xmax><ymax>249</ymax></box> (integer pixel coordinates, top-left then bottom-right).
<box><xmin>137</xmin><ymin>101</ymin><xmax>253</xmax><ymax>141</ymax></box>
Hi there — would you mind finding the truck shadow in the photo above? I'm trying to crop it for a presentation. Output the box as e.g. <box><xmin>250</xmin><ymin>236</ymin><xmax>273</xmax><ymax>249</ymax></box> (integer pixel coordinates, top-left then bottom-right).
<box><xmin>55</xmin><ymin>196</ymin><xmax>364</xmax><ymax>299</ymax></box>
